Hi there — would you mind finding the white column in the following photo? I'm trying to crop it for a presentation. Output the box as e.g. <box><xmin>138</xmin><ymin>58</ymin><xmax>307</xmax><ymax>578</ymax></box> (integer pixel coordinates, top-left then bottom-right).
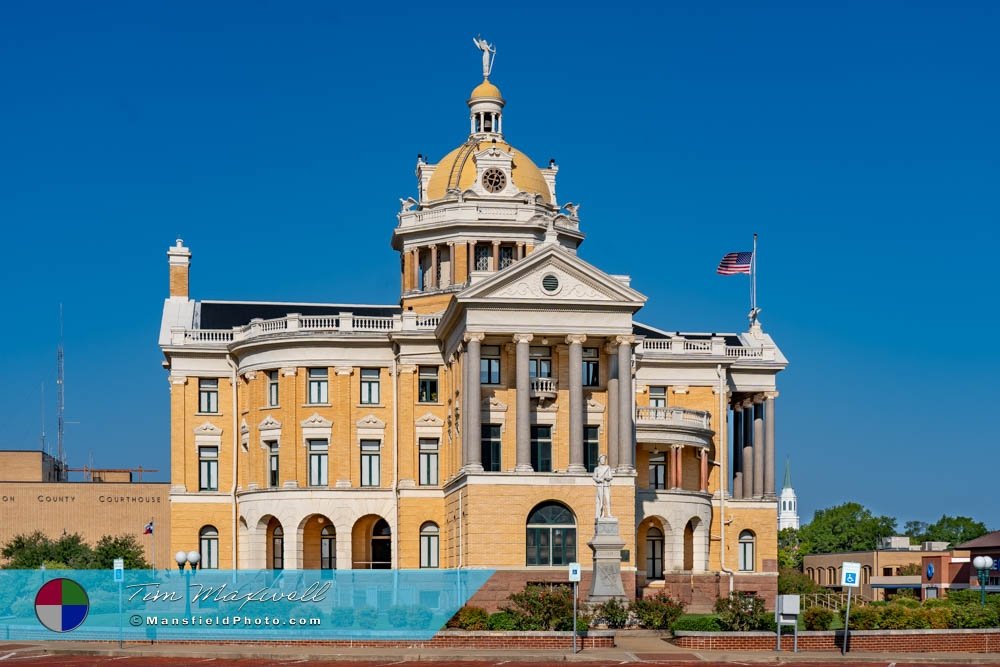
<box><xmin>514</xmin><ymin>333</ymin><xmax>533</xmax><ymax>472</ymax></box>
<box><xmin>566</xmin><ymin>334</ymin><xmax>587</xmax><ymax>473</ymax></box>
<box><xmin>464</xmin><ymin>333</ymin><xmax>484</xmax><ymax>472</ymax></box>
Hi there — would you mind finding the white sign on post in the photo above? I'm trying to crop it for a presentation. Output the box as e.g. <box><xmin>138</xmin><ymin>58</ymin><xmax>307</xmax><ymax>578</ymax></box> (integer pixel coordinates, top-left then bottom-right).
<box><xmin>841</xmin><ymin>561</ymin><xmax>861</xmax><ymax>588</ymax></box>
<box><xmin>568</xmin><ymin>562</ymin><xmax>581</xmax><ymax>583</ymax></box>
<box><xmin>113</xmin><ymin>558</ymin><xmax>124</xmax><ymax>582</ymax></box>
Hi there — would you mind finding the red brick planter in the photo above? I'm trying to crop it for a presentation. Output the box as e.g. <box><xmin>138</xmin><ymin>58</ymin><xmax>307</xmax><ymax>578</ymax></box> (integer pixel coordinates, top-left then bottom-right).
<box><xmin>673</xmin><ymin>629</ymin><xmax>1000</xmax><ymax>653</ymax></box>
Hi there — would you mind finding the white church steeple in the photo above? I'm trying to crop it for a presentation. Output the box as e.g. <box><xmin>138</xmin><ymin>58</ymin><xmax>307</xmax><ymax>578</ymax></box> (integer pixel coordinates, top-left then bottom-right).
<box><xmin>778</xmin><ymin>458</ymin><xmax>799</xmax><ymax>530</ymax></box>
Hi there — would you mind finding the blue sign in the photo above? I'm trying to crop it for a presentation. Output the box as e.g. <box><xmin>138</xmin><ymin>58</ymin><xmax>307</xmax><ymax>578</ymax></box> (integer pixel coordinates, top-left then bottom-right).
<box><xmin>844</xmin><ymin>572</ymin><xmax>857</xmax><ymax>585</ymax></box>
<box><xmin>927</xmin><ymin>563</ymin><xmax>935</xmax><ymax>580</ymax></box>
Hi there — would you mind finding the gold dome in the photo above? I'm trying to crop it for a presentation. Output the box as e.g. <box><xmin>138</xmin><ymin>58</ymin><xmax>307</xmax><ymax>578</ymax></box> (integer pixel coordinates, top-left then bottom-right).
<box><xmin>469</xmin><ymin>79</ymin><xmax>503</xmax><ymax>100</ymax></box>
<box><xmin>425</xmin><ymin>140</ymin><xmax>552</xmax><ymax>203</ymax></box>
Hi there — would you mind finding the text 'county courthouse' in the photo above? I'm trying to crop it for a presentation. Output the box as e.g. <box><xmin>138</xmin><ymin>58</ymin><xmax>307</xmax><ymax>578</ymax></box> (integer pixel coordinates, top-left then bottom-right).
<box><xmin>158</xmin><ymin>69</ymin><xmax>788</xmax><ymax>610</ymax></box>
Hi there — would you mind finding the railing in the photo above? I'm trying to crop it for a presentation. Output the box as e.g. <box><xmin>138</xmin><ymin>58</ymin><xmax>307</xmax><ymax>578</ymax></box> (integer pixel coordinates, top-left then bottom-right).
<box><xmin>800</xmin><ymin>592</ymin><xmax>869</xmax><ymax>610</ymax></box>
<box><xmin>638</xmin><ymin>337</ymin><xmax>772</xmax><ymax>361</ymax></box>
<box><xmin>636</xmin><ymin>406</ymin><xmax>711</xmax><ymax>429</ymax></box>
<box><xmin>170</xmin><ymin>310</ymin><xmax>446</xmax><ymax>347</ymax></box>
<box><xmin>530</xmin><ymin>377</ymin><xmax>557</xmax><ymax>394</ymax></box>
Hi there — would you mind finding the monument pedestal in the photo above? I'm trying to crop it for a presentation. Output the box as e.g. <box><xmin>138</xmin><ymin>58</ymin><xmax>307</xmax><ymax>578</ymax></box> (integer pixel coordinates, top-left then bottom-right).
<box><xmin>587</xmin><ymin>517</ymin><xmax>627</xmax><ymax>603</ymax></box>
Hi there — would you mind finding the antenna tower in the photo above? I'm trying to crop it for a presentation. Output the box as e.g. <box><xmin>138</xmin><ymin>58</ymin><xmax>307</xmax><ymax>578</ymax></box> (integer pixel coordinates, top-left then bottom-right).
<box><xmin>57</xmin><ymin>304</ymin><xmax>66</xmax><ymax>478</ymax></box>
<box><xmin>40</xmin><ymin>382</ymin><xmax>47</xmax><ymax>455</ymax></box>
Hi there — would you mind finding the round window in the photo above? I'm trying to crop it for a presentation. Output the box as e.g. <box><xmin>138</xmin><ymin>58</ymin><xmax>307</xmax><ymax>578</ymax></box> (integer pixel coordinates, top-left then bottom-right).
<box><xmin>481</xmin><ymin>168</ymin><xmax>507</xmax><ymax>193</ymax></box>
<box><xmin>542</xmin><ymin>274</ymin><xmax>560</xmax><ymax>293</ymax></box>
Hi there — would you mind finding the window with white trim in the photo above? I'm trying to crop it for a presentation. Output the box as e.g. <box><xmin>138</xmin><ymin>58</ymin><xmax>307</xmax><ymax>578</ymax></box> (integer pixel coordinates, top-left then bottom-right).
<box><xmin>360</xmin><ymin>439</ymin><xmax>381</xmax><ymax>487</ymax></box>
<box><xmin>267</xmin><ymin>442</ymin><xmax>279</xmax><ymax>488</ymax></box>
<box><xmin>418</xmin><ymin>366</ymin><xmax>439</xmax><ymax>403</ymax></box>
<box><xmin>199</xmin><ymin>379</ymin><xmax>219</xmax><ymax>414</ymax></box>
<box><xmin>529</xmin><ymin>346</ymin><xmax>552</xmax><ymax>378</ymax></box>
<box><xmin>420</xmin><ymin>522</ymin><xmax>440</xmax><ymax>568</ymax></box>
<box><xmin>419</xmin><ymin>438</ymin><xmax>439</xmax><ymax>486</ymax></box>
<box><xmin>308</xmin><ymin>368</ymin><xmax>328</xmax><ymax>404</ymax></box>
<box><xmin>480</xmin><ymin>345</ymin><xmax>501</xmax><ymax>385</ymax></box>
<box><xmin>308</xmin><ymin>439</ymin><xmax>328</xmax><ymax>486</ymax></box>
<box><xmin>582</xmin><ymin>347</ymin><xmax>600</xmax><ymax>387</ymax></box>
<box><xmin>198</xmin><ymin>446</ymin><xmax>218</xmax><ymax>491</ymax></box>
<box><xmin>738</xmin><ymin>530</ymin><xmax>756</xmax><ymax>572</ymax></box>
<box><xmin>199</xmin><ymin>525</ymin><xmax>219</xmax><ymax>569</ymax></box>
<box><xmin>267</xmin><ymin>370</ymin><xmax>279</xmax><ymax>407</ymax></box>
<box><xmin>360</xmin><ymin>368</ymin><xmax>380</xmax><ymax>404</ymax></box>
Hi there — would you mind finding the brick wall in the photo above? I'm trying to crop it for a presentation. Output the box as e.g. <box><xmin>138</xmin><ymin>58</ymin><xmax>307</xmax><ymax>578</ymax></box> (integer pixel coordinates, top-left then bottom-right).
<box><xmin>673</xmin><ymin>629</ymin><xmax>1000</xmax><ymax>652</ymax></box>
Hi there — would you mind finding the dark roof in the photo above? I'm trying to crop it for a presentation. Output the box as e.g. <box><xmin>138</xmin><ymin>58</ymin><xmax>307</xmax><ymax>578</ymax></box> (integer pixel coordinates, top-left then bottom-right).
<box><xmin>633</xmin><ymin>322</ymin><xmax>742</xmax><ymax>346</ymax></box>
<box><xmin>957</xmin><ymin>531</ymin><xmax>1000</xmax><ymax>549</ymax></box>
<box><xmin>198</xmin><ymin>301</ymin><xmax>401</xmax><ymax>330</ymax></box>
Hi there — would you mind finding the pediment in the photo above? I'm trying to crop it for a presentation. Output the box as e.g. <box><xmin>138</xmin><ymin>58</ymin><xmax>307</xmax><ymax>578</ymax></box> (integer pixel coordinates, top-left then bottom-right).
<box><xmin>259</xmin><ymin>414</ymin><xmax>282</xmax><ymax>431</ymax></box>
<box><xmin>356</xmin><ymin>414</ymin><xmax>386</xmax><ymax>429</ymax></box>
<box><xmin>415</xmin><ymin>412</ymin><xmax>444</xmax><ymax>427</ymax></box>
<box><xmin>300</xmin><ymin>413</ymin><xmax>332</xmax><ymax>428</ymax></box>
<box><xmin>459</xmin><ymin>244</ymin><xmax>645</xmax><ymax>307</ymax></box>
<box><xmin>194</xmin><ymin>422</ymin><xmax>222</xmax><ymax>436</ymax></box>
<box><xmin>239</xmin><ymin>418</ymin><xmax>249</xmax><ymax>435</ymax></box>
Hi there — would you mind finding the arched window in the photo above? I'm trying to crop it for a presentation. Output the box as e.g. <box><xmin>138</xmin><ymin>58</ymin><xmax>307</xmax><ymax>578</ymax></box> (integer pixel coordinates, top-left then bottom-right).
<box><xmin>646</xmin><ymin>526</ymin><xmax>664</xmax><ymax>580</ymax></box>
<box><xmin>420</xmin><ymin>522</ymin><xmax>440</xmax><ymax>568</ymax></box>
<box><xmin>738</xmin><ymin>530</ymin><xmax>755</xmax><ymax>572</ymax></box>
<box><xmin>321</xmin><ymin>525</ymin><xmax>335</xmax><ymax>570</ymax></box>
<box><xmin>526</xmin><ymin>502</ymin><xmax>576</xmax><ymax>566</ymax></box>
<box><xmin>199</xmin><ymin>525</ymin><xmax>219</xmax><ymax>569</ymax></box>
<box><xmin>272</xmin><ymin>526</ymin><xmax>284</xmax><ymax>570</ymax></box>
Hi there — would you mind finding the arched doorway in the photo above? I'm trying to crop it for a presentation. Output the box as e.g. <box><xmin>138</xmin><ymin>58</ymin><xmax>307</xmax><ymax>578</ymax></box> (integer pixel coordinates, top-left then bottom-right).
<box><xmin>300</xmin><ymin>514</ymin><xmax>335</xmax><ymax>570</ymax></box>
<box><xmin>525</xmin><ymin>501</ymin><xmax>577</xmax><ymax>566</ymax></box>
<box><xmin>683</xmin><ymin>520</ymin><xmax>695</xmax><ymax>571</ymax></box>
<box><xmin>352</xmin><ymin>514</ymin><xmax>391</xmax><ymax>569</ymax></box>
<box><xmin>264</xmin><ymin>517</ymin><xmax>283</xmax><ymax>570</ymax></box>
<box><xmin>646</xmin><ymin>526</ymin><xmax>664</xmax><ymax>580</ymax></box>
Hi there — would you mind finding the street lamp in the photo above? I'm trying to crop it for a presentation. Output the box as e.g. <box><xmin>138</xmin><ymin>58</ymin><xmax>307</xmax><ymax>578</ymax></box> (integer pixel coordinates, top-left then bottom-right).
<box><xmin>972</xmin><ymin>556</ymin><xmax>994</xmax><ymax>607</ymax></box>
<box><xmin>175</xmin><ymin>550</ymin><xmax>201</xmax><ymax>616</ymax></box>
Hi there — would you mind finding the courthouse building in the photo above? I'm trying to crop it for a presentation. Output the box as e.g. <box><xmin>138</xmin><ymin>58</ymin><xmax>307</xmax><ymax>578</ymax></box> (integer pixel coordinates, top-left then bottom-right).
<box><xmin>158</xmin><ymin>65</ymin><xmax>788</xmax><ymax>608</ymax></box>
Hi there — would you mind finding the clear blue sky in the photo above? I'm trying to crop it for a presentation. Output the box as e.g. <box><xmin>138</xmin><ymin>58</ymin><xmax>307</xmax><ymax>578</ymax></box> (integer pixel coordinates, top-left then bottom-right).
<box><xmin>1</xmin><ymin>1</ymin><xmax>997</xmax><ymax>529</ymax></box>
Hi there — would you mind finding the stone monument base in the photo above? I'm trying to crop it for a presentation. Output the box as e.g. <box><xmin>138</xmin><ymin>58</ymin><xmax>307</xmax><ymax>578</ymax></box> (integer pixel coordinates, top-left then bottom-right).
<box><xmin>587</xmin><ymin>517</ymin><xmax>627</xmax><ymax>603</ymax></box>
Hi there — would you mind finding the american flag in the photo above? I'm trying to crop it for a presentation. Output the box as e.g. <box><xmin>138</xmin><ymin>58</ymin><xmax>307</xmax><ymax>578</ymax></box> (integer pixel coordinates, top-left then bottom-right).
<box><xmin>143</xmin><ymin>521</ymin><xmax>154</xmax><ymax>535</ymax></box>
<box><xmin>717</xmin><ymin>251</ymin><xmax>753</xmax><ymax>275</ymax></box>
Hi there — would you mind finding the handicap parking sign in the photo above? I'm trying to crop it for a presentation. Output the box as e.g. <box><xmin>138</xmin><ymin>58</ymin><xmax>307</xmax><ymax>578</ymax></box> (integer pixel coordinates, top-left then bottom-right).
<box><xmin>841</xmin><ymin>561</ymin><xmax>861</xmax><ymax>588</ymax></box>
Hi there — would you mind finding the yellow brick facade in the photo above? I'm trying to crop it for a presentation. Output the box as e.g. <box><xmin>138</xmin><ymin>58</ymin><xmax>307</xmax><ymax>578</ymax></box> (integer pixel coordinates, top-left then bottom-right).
<box><xmin>160</xmin><ymin>71</ymin><xmax>786</xmax><ymax>608</ymax></box>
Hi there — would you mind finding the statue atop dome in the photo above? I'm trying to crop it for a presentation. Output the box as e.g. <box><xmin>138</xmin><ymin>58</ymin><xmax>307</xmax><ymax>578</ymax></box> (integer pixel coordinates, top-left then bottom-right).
<box><xmin>473</xmin><ymin>36</ymin><xmax>496</xmax><ymax>78</ymax></box>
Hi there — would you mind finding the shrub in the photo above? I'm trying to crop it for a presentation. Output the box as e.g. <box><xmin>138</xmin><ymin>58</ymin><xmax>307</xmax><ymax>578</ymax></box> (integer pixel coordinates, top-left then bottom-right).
<box><xmin>631</xmin><ymin>592</ymin><xmax>685</xmax><ymax>629</ymax></box>
<box><xmin>502</xmin><ymin>585</ymin><xmax>578</xmax><ymax>631</ymax></box>
<box><xmin>921</xmin><ymin>605</ymin><xmax>952</xmax><ymax>629</ymax></box>
<box><xmin>387</xmin><ymin>605</ymin><xmax>410</xmax><ymax>628</ymax></box>
<box><xmin>487</xmin><ymin>611</ymin><xmax>521</xmax><ymax>631</ymax></box>
<box><xmin>949</xmin><ymin>604</ymin><xmax>999</xmax><ymax>629</ymax></box>
<box><xmin>802</xmin><ymin>606</ymin><xmax>833</xmax><ymax>631</ymax></box>
<box><xmin>356</xmin><ymin>606</ymin><xmax>379</xmax><ymax>629</ymax></box>
<box><xmin>842</xmin><ymin>605</ymin><xmax>881</xmax><ymax>630</ymax></box>
<box><xmin>880</xmin><ymin>604</ymin><xmax>928</xmax><ymax>630</ymax></box>
<box><xmin>671</xmin><ymin>614</ymin><xmax>722</xmax><ymax>632</ymax></box>
<box><xmin>714</xmin><ymin>592</ymin><xmax>771</xmax><ymax>631</ymax></box>
<box><xmin>778</xmin><ymin>568</ymin><xmax>821</xmax><ymax>595</ymax></box>
<box><xmin>328</xmin><ymin>607</ymin><xmax>354</xmax><ymax>627</ymax></box>
<box><xmin>406</xmin><ymin>605</ymin><xmax>433</xmax><ymax>629</ymax></box>
<box><xmin>446</xmin><ymin>605</ymin><xmax>490</xmax><ymax>631</ymax></box>
<box><xmin>593</xmin><ymin>597</ymin><xmax>630</xmax><ymax>629</ymax></box>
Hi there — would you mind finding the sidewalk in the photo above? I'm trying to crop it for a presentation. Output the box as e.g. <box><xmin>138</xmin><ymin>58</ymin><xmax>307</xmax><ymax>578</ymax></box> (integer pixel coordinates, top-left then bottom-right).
<box><xmin>3</xmin><ymin>636</ymin><xmax>999</xmax><ymax>664</ymax></box>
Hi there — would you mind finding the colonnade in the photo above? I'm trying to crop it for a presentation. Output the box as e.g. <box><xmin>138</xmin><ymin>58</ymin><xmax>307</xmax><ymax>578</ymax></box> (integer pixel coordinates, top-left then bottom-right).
<box><xmin>730</xmin><ymin>393</ymin><xmax>777</xmax><ymax>499</ymax></box>
<box><xmin>460</xmin><ymin>333</ymin><xmax>637</xmax><ymax>473</ymax></box>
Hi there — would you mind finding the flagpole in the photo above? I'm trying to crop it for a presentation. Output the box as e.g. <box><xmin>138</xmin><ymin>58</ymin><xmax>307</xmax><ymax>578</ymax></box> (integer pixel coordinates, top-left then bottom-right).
<box><xmin>751</xmin><ymin>233</ymin><xmax>758</xmax><ymax>325</ymax></box>
<box><xmin>151</xmin><ymin>518</ymin><xmax>155</xmax><ymax>571</ymax></box>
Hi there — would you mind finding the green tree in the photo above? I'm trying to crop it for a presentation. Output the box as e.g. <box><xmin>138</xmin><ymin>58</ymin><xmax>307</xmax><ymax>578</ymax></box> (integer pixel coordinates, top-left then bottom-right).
<box><xmin>93</xmin><ymin>535</ymin><xmax>149</xmax><ymax>569</ymax></box>
<box><xmin>904</xmin><ymin>520</ymin><xmax>929</xmax><ymax>542</ymax></box>
<box><xmin>797</xmin><ymin>502</ymin><xmax>896</xmax><ymax>554</ymax></box>
<box><xmin>921</xmin><ymin>516</ymin><xmax>988</xmax><ymax>547</ymax></box>
<box><xmin>1</xmin><ymin>532</ymin><xmax>55</xmax><ymax>569</ymax></box>
<box><xmin>778</xmin><ymin>527</ymin><xmax>804</xmax><ymax>569</ymax></box>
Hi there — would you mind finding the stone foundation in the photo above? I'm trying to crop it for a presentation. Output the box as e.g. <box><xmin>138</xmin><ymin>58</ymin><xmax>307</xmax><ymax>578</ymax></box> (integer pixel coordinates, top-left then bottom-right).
<box><xmin>641</xmin><ymin>573</ymin><xmax>777</xmax><ymax>613</ymax></box>
<box><xmin>466</xmin><ymin>569</ymin><xmax>636</xmax><ymax>612</ymax></box>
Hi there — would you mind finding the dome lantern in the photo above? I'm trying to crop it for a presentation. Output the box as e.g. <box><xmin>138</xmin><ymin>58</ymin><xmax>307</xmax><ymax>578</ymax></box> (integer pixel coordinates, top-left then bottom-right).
<box><xmin>469</xmin><ymin>37</ymin><xmax>504</xmax><ymax>137</ymax></box>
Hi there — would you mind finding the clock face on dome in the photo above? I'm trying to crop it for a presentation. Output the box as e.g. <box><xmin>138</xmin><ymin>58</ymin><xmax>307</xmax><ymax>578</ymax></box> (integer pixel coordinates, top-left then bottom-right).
<box><xmin>481</xmin><ymin>168</ymin><xmax>506</xmax><ymax>193</ymax></box>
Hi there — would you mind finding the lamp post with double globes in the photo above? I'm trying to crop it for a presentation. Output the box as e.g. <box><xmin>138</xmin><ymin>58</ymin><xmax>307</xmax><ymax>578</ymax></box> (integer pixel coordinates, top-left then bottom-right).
<box><xmin>175</xmin><ymin>550</ymin><xmax>201</xmax><ymax>616</ymax></box>
<box><xmin>972</xmin><ymin>556</ymin><xmax>994</xmax><ymax>607</ymax></box>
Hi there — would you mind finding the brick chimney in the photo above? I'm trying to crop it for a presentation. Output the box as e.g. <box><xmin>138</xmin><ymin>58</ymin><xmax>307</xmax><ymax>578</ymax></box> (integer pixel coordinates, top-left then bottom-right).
<box><xmin>167</xmin><ymin>239</ymin><xmax>191</xmax><ymax>299</ymax></box>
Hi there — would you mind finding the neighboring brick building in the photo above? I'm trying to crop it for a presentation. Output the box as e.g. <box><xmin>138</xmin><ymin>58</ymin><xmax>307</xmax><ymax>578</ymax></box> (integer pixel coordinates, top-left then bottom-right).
<box><xmin>158</xmin><ymin>55</ymin><xmax>788</xmax><ymax>610</ymax></box>
<box><xmin>0</xmin><ymin>450</ymin><xmax>170</xmax><ymax>567</ymax></box>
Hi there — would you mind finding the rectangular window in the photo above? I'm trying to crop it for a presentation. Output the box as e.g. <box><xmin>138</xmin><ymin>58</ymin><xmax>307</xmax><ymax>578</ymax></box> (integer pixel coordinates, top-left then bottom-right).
<box><xmin>360</xmin><ymin>368</ymin><xmax>380</xmax><ymax>404</ymax></box>
<box><xmin>200</xmin><ymin>536</ymin><xmax>218</xmax><ymax>569</ymax></box>
<box><xmin>528</xmin><ymin>346</ymin><xmax>552</xmax><ymax>378</ymax></box>
<box><xmin>267</xmin><ymin>370</ymin><xmax>279</xmax><ymax>407</ymax></box>
<box><xmin>308</xmin><ymin>368</ymin><xmax>328</xmax><ymax>404</ymax></box>
<box><xmin>481</xmin><ymin>424</ymin><xmax>502</xmax><ymax>472</ymax></box>
<box><xmin>649</xmin><ymin>386</ymin><xmax>667</xmax><ymax>409</ymax></box>
<box><xmin>267</xmin><ymin>442</ymin><xmax>279</xmax><ymax>488</ymax></box>
<box><xmin>418</xmin><ymin>438</ymin><xmax>439</xmax><ymax>486</ymax></box>
<box><xmin>739</xmin><ymin>540</ymin><xmax>755</xmax><ymax>572</ymax></box>
<box><xmin>480</xmin><ymin>345</ymin><xmax>501</xmax><ymax>385</ymax></box>
<box><xmin>418</xmin><ymin>366</ymin><xmax>439</xmax><ymax>403</ymax></box>
<box><xmin>308</xmin><ymin>439</ymin><xmax>328</xmax><ymax>487</ymax></box>
<box><xmin>584</xmin><ymin>426</ymin><xmax>600</xmax><ymax>472</ymax></box>
<box><xmin>530</xmin><ymin>425</ymin><xmax>552</xmax><ymax>473</ymax></box>
<box><xmin>360</xmin><ymin>440</ymin><xmax>381</xmax><ymax>487</ymax></box>
<box><xmin>198</xmin><ymin>446</ymin><xmax>218</xmax><ymax>491</ymax></box>
<box><xmin>474</xmin><ymin>244</ymin><xmax>491</xmax><ymax>271</ymax></box>
<box><xmin>420</xmin><ymin>534</ymin><xmax>439</xmax><ymax>568</ymax></box>
<box><xmin>583</xmin><ymin>348</ymin><xmax>600</xmax><ymax>387</ymax></box>
<box><xmin>648</xmin><ymin>453</ymin><xmax>666</xmax><ymax>490</ymax></box>
<box><xmin>198</xmin><ymin>379</ymin><xmax>219</xmax><ymax>414</ymax></box>
<box><xmin>499</xmin><ymin>245</ymin><xmax>514</xmax><ymax>269</ymax></box>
